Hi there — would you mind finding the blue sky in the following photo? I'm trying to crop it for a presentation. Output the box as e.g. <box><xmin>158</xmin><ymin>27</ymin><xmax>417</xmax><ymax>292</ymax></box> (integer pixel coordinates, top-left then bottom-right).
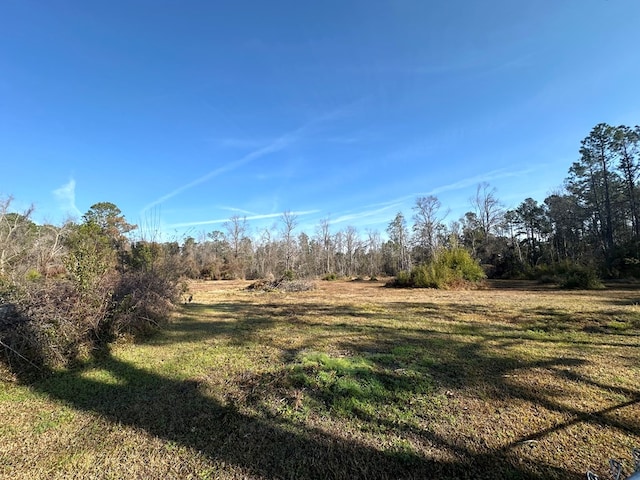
<box><xmin>2</xmin><ymin>1</ymin><xmax>640</xmax><ymax>240</ymax></box>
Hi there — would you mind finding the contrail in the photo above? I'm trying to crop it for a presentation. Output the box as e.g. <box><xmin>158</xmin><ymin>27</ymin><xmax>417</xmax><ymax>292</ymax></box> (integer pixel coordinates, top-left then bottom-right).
<box><xmin>141</xmin><ymin>102</ymin><xmax>361</xmax><ymax>214</ymax></box>
<box><xmin>167</xmin><ymin>209</ymin><xmax>320</xmax><ymax>229</ymax></box>
<box><xmin>141</xmin><ymin>134</ymin><xmax>294</xmax><ymax>213</ymax></box>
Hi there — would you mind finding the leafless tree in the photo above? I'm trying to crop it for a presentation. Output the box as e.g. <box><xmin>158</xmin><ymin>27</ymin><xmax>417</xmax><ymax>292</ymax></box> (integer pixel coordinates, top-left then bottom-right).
<box><xmin>316</xmin><ymin>217</ymin><xmax>333</xmax><ymax>274</ymax></box>
<box><xmin>0</xmin><ymin>195</ymin><xmax>35</xmax><ymax>279</ymax></box>
<box><xmin>366</xmin><ymin>229</ymin><xmax>382</xmax><ymax>277</ymax></box>
<box><xmin>412</xmin><ymin>195</ymin><xmax>448</xmax><ymax>262</ymax></box>
<box><xmin>471</xmin><ymin>182</ymin><xmax>504</xmax><ymax>238</ymax></box>
<box><xmin>223</xmin><ymin>215</ymin><xmax>249</xmax><ymax>278</ymax></box>
<box><xmin>343</xmin><ymin>225</ymin><xmax>360</xmax><ymax>276</ymax></box>
<box><xmin>279</xmin><ymin>211</ymin><xmax>298</xmax><ymax>272</ymax></box>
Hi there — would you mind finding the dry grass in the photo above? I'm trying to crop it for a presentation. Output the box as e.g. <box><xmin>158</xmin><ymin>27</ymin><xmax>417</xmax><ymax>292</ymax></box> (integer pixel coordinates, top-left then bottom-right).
<box><xmin>1</xmin><ymin>279</ymin><xmax>638</xmax><ymax>479</ymax></box>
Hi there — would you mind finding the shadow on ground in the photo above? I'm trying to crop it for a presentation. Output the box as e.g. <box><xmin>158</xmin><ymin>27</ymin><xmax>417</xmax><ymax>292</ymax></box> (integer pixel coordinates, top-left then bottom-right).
<box><xmin>7</xmin><ymin>294</ymin><xmax>640</xmax><ymax>479</ymax></box>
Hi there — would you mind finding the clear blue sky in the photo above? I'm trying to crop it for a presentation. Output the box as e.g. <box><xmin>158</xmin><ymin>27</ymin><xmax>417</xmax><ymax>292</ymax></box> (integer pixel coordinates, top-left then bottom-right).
<box><xmin>2</xmin><ymin>1</ymin><xmax>639</xmax><ymax>240</ymax></box>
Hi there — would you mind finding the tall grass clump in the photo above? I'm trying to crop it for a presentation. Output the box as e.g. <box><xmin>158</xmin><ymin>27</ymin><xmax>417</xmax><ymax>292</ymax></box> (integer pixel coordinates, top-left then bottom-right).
<box><xmin>387</xmin><ymin>247</ymin><xmax>485</xmax><ymax>289</ymax></box>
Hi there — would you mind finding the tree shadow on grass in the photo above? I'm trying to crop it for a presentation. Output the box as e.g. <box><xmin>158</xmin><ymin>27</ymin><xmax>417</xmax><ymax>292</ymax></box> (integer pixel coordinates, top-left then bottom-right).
<box><xmin>6</xmin><ymin>297</ymin><xmax>639</xmax><ymax>479</ymax></box>
<box><xmin>22</xmin><ymin>350</ymin><xmax>556</xmax><ymax>480</ymax></box>
<box><xmin>142</xmin><ymin>301</ymin><xmax>280</xmax><ymax>347</ymax></box>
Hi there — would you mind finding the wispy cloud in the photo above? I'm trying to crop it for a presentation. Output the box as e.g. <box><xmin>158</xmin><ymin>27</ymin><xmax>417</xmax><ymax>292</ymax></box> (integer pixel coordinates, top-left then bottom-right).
<box><xmin>142</xmin><ymin>135</ymin><xmax>295</xmax><ymax>213</ymax></box>
<box><xmin>166</xmin><ymin>167</ymin><xmax>530</xmax><ymax>233</ymax></box>
<box><xmin>142</xmin><ymin>103</ymin><xmax>358</xmax><ymax>214</ymax></box>
<box><xmin>332</xmin><ymin>202</ymin><xmax>402</xmax><ymax>225</ymax></box>
<box><xmin>167</xmin><ymin>210</ymin><xmax>320</xmax><ymax>229</ymax></box>
<box><xmin>430</xmin><ymin>168</ymin><xmax>532</xmax><ymax>195</ymax></box>
<box><xmin>52</xmin><ymin>179</ymin><xmax>82</xmax><ymax>217</ymax></box>
<box><xmin>206</xmin><ymin>137</ymin><xmax>268</xmax><ymax>149</ymax></box>
<box><xmin>217</xmin><ymin>206</ymin><xmax>258</xmax><ymax>216</ymax></box>
<box><xmin>328</xmin><ymin>168</ymin><xmax>531</xmax><ymax>227</ymax></box>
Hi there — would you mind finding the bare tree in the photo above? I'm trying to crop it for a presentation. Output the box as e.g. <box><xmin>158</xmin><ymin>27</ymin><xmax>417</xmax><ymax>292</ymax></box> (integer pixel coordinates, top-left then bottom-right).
<box><xmin>223</xmin><ymin>216</ymin><xmax>247</xmax><ymax>259</ymax></box>
<box><xmin>316</xmin><ymin>217</ymin><xmax>333</xmax><ymax>274</ymax></box>
<box><xmin>35</xmin><ymin>223</ymin><xmax>69</xmax><ymax>278</ymax></box>
<box><xmin>412</xmin><ymin>195</ymin><xmax>448</xmax><ymax>262</ymax></box>
<box><xmin>223</xmin><ymin>215</ymin><xmax>249</xmax><ymax>278</ymax></box>
<box><xmin>279</xmin><ymin>211</ymin><xmax>298</xmax><ymax>273</ymax></box>
<box><xmin>0</xmin><ymin>196</ymin><xmax>35</xmax><ymax>279</ymax></box>
<box><xmin>366</xmin><ymin>229</ymin><xmax>382</xmax><ymax>277</ymax></box>
<box><xmin>333</xmin><ymin>230</ymin><xmax>345</xmax><ymax>275</ymax></box>
<box><xmin>254</xmin><ymin>227</ymin><xmax>276</xmax><ymax>278</ymax></box>
<box><xmin>471</xmin><ymin>183</ymin><xmax>504</xmax><ymax>238</ymax></box>
<box><xmin>343</xmin><ymin>225</ymin><xmax>360</xmax><ymax>276</ymax></box>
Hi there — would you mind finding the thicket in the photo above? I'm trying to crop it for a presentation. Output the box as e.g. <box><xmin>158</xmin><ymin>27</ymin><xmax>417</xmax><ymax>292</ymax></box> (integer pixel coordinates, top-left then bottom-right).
<box><xmin>0</xmin><ymin>200</ymin><xmax>180</xmax><ymax>375</ymax></box>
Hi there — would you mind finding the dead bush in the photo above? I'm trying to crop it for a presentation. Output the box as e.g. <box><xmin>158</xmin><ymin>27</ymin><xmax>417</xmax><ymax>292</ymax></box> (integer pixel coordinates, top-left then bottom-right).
<box><xmin>0</xmin><ymin>266</ymin><xmax>180</xmax><ymax>373</ymax></box>
<box><xmin>0</xmin><ymin>274</ymin><xmax>117</xmax><ymax>372</ymax></box>
<box><xmin>109</xmin><ymin>270</ymin><xmax>180</xmax><ymax>336</ymax></box>
<box><xmin>247</xmin><ymin>277</ymin><xmax>316</xmax><ymax>292</ymax></box>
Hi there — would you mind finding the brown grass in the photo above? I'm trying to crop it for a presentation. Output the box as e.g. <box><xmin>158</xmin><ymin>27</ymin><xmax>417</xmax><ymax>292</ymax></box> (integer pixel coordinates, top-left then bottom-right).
<box><xmin>1</xmin><ymin>279</ymin><xmax>638</xmax><ymax>479</ymax></box>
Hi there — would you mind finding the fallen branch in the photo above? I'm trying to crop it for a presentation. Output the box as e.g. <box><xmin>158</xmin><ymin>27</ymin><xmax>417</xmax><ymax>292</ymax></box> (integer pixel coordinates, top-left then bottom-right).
<box><xmin>0</xmin><ymin>338</ymin><xmax>41</xmax><ymax>371</ymax></box>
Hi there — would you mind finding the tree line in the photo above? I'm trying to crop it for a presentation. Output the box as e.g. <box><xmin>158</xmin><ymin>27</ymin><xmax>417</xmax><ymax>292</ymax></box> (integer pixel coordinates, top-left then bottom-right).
<box><xmin>161</xmin><ymin>123</ymin><xmax>640</xmax><ymax>282</ymax></box>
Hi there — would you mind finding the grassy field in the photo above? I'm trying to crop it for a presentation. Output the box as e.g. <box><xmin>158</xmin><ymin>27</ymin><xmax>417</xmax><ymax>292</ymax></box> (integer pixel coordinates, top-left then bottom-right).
<box><xmin>1</xmin><ymin>279</ymin><xmax>639</xmax><ymax>479</ymax></box>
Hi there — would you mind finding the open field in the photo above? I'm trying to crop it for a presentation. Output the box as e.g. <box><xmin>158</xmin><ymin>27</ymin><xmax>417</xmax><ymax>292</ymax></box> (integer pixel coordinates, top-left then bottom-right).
<box><xmin>1</xmin><ymin>279</ymin><xmax>639</xmax><ymax>479</ymax></box>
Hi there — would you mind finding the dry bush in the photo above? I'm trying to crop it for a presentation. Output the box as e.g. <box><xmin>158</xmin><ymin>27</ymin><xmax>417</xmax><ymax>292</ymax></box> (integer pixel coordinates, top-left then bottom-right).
<box><xmin>247</xmin><ymin>277</ymin><xmax>316</xmax><ymax>292</ymax></box>
<box><xmin>0</xmin><ymin>268</ymin><xmax>180</xmax><ymax>373</ymax></box>
<box><xmin>109</xmin><ymin>270</ymin><xmax>180</xmax><ymax>336</ymax></box>
<box><xmin>0</xmin><ymin>203</ymin><xmax>184</xmax><ymax>376</ymax></box>
<box><xmin>278</xmin><ymin>279</ymin><xmax>316</xmax><ymax>292</ymax></box>
<box><xmin>0</xmin><ymin>274</ymin><xmax>117</xmax><ymax>372</ymax></box>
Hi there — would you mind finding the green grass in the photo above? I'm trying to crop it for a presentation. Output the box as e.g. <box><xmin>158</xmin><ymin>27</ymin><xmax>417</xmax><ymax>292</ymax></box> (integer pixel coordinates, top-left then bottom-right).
<box><xmin>286</xmin><ymin>351</ymin><xmax>436</xmax><ymax>424</ymax></box>
<box><xmin>0</xmin><ymin>279</ymin><xmax>639</xmax><ymax>479</ymax></box>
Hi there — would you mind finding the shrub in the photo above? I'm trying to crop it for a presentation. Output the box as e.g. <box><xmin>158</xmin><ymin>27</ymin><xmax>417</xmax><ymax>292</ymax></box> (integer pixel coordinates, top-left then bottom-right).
<box><xmin>387</xmin><ymin>247</ymin><xmax>485</xmax><ymax>289</ymax></box>
<box><xmin>530</xmin><ymin>261</ymin><xmax>605</xmax><ymax>290</ymax></box>
<box><xmin>386</xmin><ymin>270</ymin><xmax>412</xmax><ymax>288</ymax></box>
<box><xmin>0</xmin><ymin>274</ymin><xmax>117</xmax><ymax>371</ymax></box>
<box><xmin>411</xmin><ymin>262</ymin><xmax>449</xmax><ymax>289</ymax></box>
<box><xmin>282</xmin><ymin>269</ymin><xmax>296</xmax><ymax>281</ymax></box>
<box><xmin>0</xmin><ymin>252</ymin><xmax>181</xmax><ymax>374</ymax></box>
<box><xmin>109</xmin><ymin>269</ymin><xmax>180</xmax><ymax>336</ymax></box>
<box><xmin>559</xmin><ymin>264</ymin><xmax>604</xmax><ymax>290</ymax></box>
<box><xmin>437</xmin><ymin>247</ymin><xmax>486</xmax><ymax>282</ymax></box>
<box><xmin>0</xmin><ymin>201</ymin><xmax>184</xmax><ymax>376</ymax></box>
<box><xmin>322</xmin><ymin>273</ymin><xmax>338</xmax><ymax>281</ymax></box>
